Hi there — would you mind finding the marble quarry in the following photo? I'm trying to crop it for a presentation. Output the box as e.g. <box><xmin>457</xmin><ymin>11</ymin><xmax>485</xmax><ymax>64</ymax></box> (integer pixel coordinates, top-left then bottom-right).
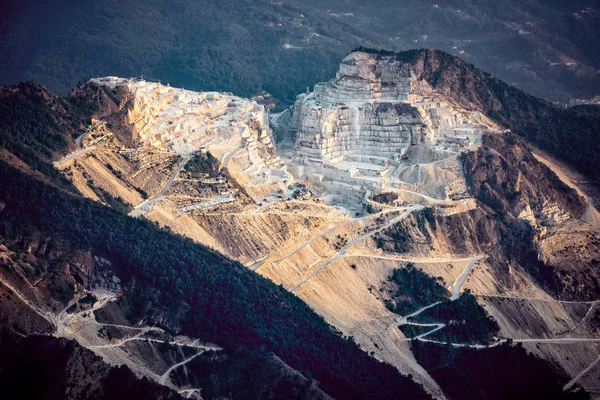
<box><xmin>68</xmin><ymin>53</ymin><xmax>600</xmax><ymax>398</ymax></box>
<box><xmin>89</xmin><ymin>77</ymin><xmax>289</xmax><ymax>190</ymax></box>
<box><xmin>88</xmin><ymin>51</ymin><xmax>501</xmax><ymax>215</ymax></box>
<box><xmin>275</xmin><ymin>51</ymin><xmax>502</xmax><ymax>209</ymax></box>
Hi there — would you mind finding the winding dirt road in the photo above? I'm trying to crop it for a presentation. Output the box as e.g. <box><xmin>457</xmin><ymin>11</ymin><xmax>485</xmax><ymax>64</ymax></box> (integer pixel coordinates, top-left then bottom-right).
<box><xmin>449</xmin><ymin>255</ymin><xmax>487</xmax><ymax>300</ymax></box>
<box><xmin>563</xmin><ymin>355</ymin><xmax>600</xmax><ymax>391</ymax></box>
<box><xmin>388</xmin><ymin>255</ymin><xmax>491</xmax><ymax>350</ymax></box>
<box><xmin>53</xmin><ymin>120</ymin><xmax>105</xmax><ymax>167</ymax></box>
<box><xmin>290</xmin><ymin>205</ymin><xmax>424</xmax><ymax>292</ymax></box>
<box><xmin>129</xmin><ymin>155</ymin><xmax>191</xmax><ymax>217</ymax></box>
<box><xmin>254</xmin><ymin>209</ymin><xmax>402</xmax><ymax>273</ymax></box>
<box><xmin>160</xmin><ymin>351</ymin><xmax>204</xmax><ymax>385</ymax></box>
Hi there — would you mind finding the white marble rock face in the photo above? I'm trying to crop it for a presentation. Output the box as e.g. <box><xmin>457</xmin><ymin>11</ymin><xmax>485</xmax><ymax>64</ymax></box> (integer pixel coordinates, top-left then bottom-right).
<box><xmin>315</xmin><ymin>52</ymin><xmax>413</xmax><ymax>106</ymax></box>
<box><xmin>294</xmin><ymin>102</ymin><xmax>423</xmax><ymax>161</ymax></box>
<box><xmin>292</xmin><ymin>52</ymin><xmax>422</xmax><ymax>162</ymax></box>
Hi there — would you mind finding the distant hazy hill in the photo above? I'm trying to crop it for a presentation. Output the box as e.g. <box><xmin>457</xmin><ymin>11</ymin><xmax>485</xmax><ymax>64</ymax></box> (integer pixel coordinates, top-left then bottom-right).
<box><xmin>1</xmin><ymin>0</ymin><xmax>599</xmax><ymax>107</ymax></box>
<box><xmin>0</xmin><ymin>0</ymin><xmax>389</xmax><ymax>107</ymax></box>
<box><xmin>294</xmin><ymin>0</ymin><xmax>600</xmax><ymax>103</ymax></box>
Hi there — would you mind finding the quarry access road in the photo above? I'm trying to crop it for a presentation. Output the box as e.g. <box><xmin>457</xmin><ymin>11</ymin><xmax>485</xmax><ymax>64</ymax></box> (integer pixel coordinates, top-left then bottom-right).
<box><xmin>178</xmin><ymin>389</ymin><xmax>200</xmax><ymax>399</ymax></box>
<box><xmin>344</xmin><ymin>253</ymin><xmax>481</xmax><ymax>265</ymax></box>
<box><xmin>0</xmin><ymin>278</ymin><xmax>56</xmax><ymax>328</ymax></box>
<box><xmin>426</xmin><ymin>336</ymin><xmax>600</xmax><ymax>350</ymax></box>
<box><xmin>513</xmin><ymin>338</ymin><xmax>600</xmax><ymax>344</ymax></box>
<box><xmin>417</xmin><ymin>153</ymin><xmax>460</xmax><ymax>168</ymax></box>
<box><xmin>417</xmin><ymin>337</ymin><xmax>506</xmax><ymax>349</ymax></box>
<box><xmin>449</xmin><ymin>255</ymin><xmax>487</xmax><ymax>300</ymax></box>
<box><xmin>74</xmin><ymin>132</ymin><xmax>85</xmax><ymax>150</ymax></box>
<box><xmin>82</xmin><ymin>292</ymin><xmax>115</xmax><ymax>315</ymax></box>
<box><xmin>564</xmin><ymin>355</ymin><xmax>600</xmax><ymax>391</ymax></box>
<box><xmin>156</xmin><ymin>155</ymin><xmax>192</xmax><ymax>198</ymax></box>
<box><xmin>398</xmin><ymin>290</ymin><xmax>600</xmax><ymax>349</ymax></box>
<box><xmin>91</xmin><ymin>332</ymin><xmax>222</xmax><ymax>351</ymax></box>
<box><xmin>56</xmin><ymin>286</ymin><xmax>221</xmax><ymax>393</ymax></box>
<box><xmin>389</xmin><ymin>188</ymin><xmax>446</xmax><ymax>205</ymax></box>
<box><xmin>160</xmin><ymin>351</ymin><xmax>204</xmax><ymax>385</ymax></box>
<box><xmin>53</xmin><ymin>146</ymin><xmax>98</xmax><ymax>167</ymax></box>
<box><xmin>221</xmin><ymin>147</ymin><xmax>242</xmax><ymax>169</ymax></box>
<box><xmin>90</xmin><ymin>328</ymin><xmax>161</xmax><ymax>349</ymax></box>
<box><xmin>56</xmin><ymin>295</ymin><xmax>81</xmax><ymax>319</ymax></box>
<box><xmin>476</xmin><ymin>294</ymin><xmax>600</xmax><ymax>305</ymax></box>
<box><xmin>258</xmin><ymin>224</ymin><xmax>341</xmax><ymax>270</ymax></box>
<box><xmin>258</xmin><ymin>208</ymin><xmax>403</xmax><ymax>272</ymax></box>
<box><xmin>75</xmin><ymin>120</ymin><xmax>104</xmax><ymax>150</ymax></box>
<box><xmin>97</xmin><ymin>322</ymin><xmax>159</xmax><ymax>330</ymax></box>
<box><xmin>387</xmin><ymin>255</ymin><xmax>489</xmax><ymax>348</ymax></box>
<box><xmin>396</xmin><ymin>301</ymin><xmax>444</xmax><ymax>327</ymax></box>
<box><xmin>129</xmin><ymin>155</ymin><xmax>191</xmax><ymax>217</ymax></box>
<box><xmin>56</xmin><ymin>291</ymin><xmax>117</xmax><ymax>336</ymax></box>
<box><xmin>394</xmin><ymin>254</ymin><xmax>485</xmax><ymax>327</ymax></box>
<box><xmin>399</xmin><ymin>322</ymin><xmax>446</xmax><ymax>341</ymax></box>
<box><xmin>290</xmin><ymin>205</ymin><xmax>424</xmax><ymax>292</ymax></box>
<box><xmin>54</xmin><ymin>120</ymin><xmax>105</xmax><ymax>167</ymax></box>
<box><xmin>72</xmin><ymin>289</ymin><xmax>222</xmax><ymax>353</ymax></box>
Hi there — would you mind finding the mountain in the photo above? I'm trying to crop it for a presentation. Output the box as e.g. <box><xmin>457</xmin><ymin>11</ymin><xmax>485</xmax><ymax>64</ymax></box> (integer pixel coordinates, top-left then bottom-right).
<box><xmin>0</xmin><ymin>0</ymin><xmax>387</xmax><ymax>107</ymax></box>
<box><xmin>1</xmin><ymin>46</ymin><xmax>600</xmax><ymax>399</ymax></box>
<box><xmin>1</xmin><ymin>0</ymin><xmax>600</xmax><ymax>108</ymax></box>
<box><xmin>0</xmin><ymin>82</ymin><xmax>431</xmax><ymax>399</ymax></box>
<box><xmin>345</xmin><ymin>48</ymin><xmax>600</xmax><ymax>188</ymax></box>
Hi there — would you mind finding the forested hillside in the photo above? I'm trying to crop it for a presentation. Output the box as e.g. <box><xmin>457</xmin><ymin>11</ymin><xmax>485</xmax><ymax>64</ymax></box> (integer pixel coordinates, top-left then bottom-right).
<box><xmin>0</xmin><ymin>154</ymin><xmax>431</xmax><ymax>400</ymax></box>
<box><xmin>2</xmin><ymin>0</ymin><xmax>599</xmax><ymax>106</ymax></box>
<box><xmin>411</xmin><ymin>341</ymin><xmax>588</xmax><ymax>400</ymax></box>
<box><xmin>294</xmin><ymin>0</ymin><xmax>600</xmax><ymax>103</ymax></box>
<box><xmin>0</xmin><ymin>330</ymin><xmax>181</xmax><ymax>400</ymax></box>
<box><xmin>1</xmin><ymin>0</ymin><xmax>388</xmax><ymax>107</ymax></box>
<box><xmin>0</xmin><ymin>81</ymin><xmax>434</xmax><ymax>400</ymax></box>
<box><xmin>1</xmin><ymin>39</ymin><xmax>599</xmax><ymax>396</ymax></box>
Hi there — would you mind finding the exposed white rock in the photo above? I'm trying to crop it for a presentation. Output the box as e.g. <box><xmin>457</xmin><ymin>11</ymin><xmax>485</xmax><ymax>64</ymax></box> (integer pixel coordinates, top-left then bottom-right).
<box><xmin>89</xmin><ymin>77</ymin><xmax>290</xmax><ymax>192</ymax></box>
<box><xmin>277</xmin><ymin>51</ymin><xmax>501</xmax><ymax>210</ymax></box>
<box><xmin>293</xmin><ymin>100</ymin><xmax>423</xmax><ymax>161</ymax></box>
<box><xmin>312</xmin><ymin>52</ymin><xmax>413</xmax><ymax>106</ymax></box>
<box><xmin>74</xmin><ymin>53</ymin><xmax>599</xmax><ymax>398</ymax></box>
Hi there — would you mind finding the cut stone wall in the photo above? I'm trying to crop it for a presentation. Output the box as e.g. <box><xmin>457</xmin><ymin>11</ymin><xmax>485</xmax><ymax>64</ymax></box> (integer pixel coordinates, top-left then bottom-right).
<box><xmin>291</xmin><ymin>52</ymin><xmax>424</xmax><ymax>162</ymax></box>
